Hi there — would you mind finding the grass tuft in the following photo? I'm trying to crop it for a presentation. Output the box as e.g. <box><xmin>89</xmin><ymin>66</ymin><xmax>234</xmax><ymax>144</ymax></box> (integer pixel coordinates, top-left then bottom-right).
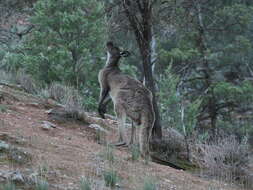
<box><xmin>0</xmin><ymin>182</ymin><xmax>17</xmax><ymax>190</ymax></box>
<box><xmin>142</xmin><ymin>177</ymin><xmax>157</xmax><ymax>190</ymax></box>
<box><xmin>104</xmin><ymin>144</ymin><xmax>115</xmax><ymax>164</ymax></box>
<box><xmin>0</xmin><ymin>104</ymin><xmax>7</xmax><ymax>113</ymax></box>
<box><xmin>80</xmin><ymin>177</ymin><xmax>92</xmax><ymax>190</ymax></box>
<box><xmin>103</xmin><ymin>169</ymin><xmax>118</xmax><ymax>188</ymax></box>
<box><xmin>35</xmin><ymin>179</ymin><xmax>49</xmax><ymax>190</ymax></box>
<box><xmin>131</xmin><ymin>144</ymin><xmax>140</xmax><ymax>161</ymax></box>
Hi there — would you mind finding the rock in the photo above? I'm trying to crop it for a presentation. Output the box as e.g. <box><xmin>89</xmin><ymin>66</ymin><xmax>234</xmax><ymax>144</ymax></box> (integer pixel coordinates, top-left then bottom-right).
<box><xmin>0</xmin><ymin>140</ymin><xmax>10</xmax><ymax>151</ymax></box>
<box><xmin>26</xmin><ymin>102</ymin><xmax>40</xmax><ymax>108</ymax></box>
<box><xmin>0</xmin><ymin>170</ymin><xmax>24</xmax><ymax>183</ymax></box>
<box><xmin>0</xmin><ymin>138</ymin><xmax>31</xmax><ymax>165</ymax></box>
<box><xmin>88</xmin><ymin>124</ymin><xmax>108</xmax><ymax>133</ymax></box>
<box><xmin>10</xmin><ymin>170</ymin><xmax>25</xmax><ymax>183</ymax></box>
<box><xmin>0</xmin><ymin>133</ymin><xmax>27</xmax><ymax>145</ymax></box>
<box><xmin>7</xmin><ymin>147</ymin><xmax>32</xmax><ymax>164</ymax></box>
<box><xmin>45</xmin><ymin>109</ymin><xmax>53</xmax><ymax>114</ymax></box>
<box><xmin>0</xmin><ymin>169</ymin><xmax>40</xmax><ymax>186</ymax></box>
<box><xmin>41</xmin><ymin>121</ymin><xmax>57</xmax><ymax>130</ymax></box>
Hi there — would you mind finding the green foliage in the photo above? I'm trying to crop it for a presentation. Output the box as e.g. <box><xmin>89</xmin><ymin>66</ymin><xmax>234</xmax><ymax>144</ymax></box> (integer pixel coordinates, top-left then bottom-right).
<box><xmin>0</xmin><ymin>0</ymin><xmax>106</xmax><ymax>112</ymax></box>
<box><xmin>158</xmin><ymin>64</ymin><xmax>181</xmax><ymax>129</ymax></box>
<box><xmin>1</xmin><ymin>52</ymin><xmax>25</xmax><ymax>72</ymax></box>
<box><xmin>142</xmin><ymin>177</ymin><xmax>157</xmax><ymax>190</ymax></box>
<box><xmin>24</xmin><ymin>0</ymin><xmax>105</xmax><ymax>85</ymax></box>
<box><xmin>131</xmin><ymin>144</ymin><xmax>140</xmax><ymax>161</ymax></box>
<box><xmin>35</xmin><ymin>179</ymin><xmax>49</xmax><ymax>190</ymax></box>
<box><xmin>0</xmin><ymin>182</ymin><xmax>17</xmax><ymax>190</ymax></box>
<box><xmin>103</xmin><ymin>169</ymin><xmax>118</xmax><ymax>188</ymax></box>
<box><xmin>157</xmin><ymin>0</ymin><xmax>253</xmax><ymax>141</ymax></box>
<box><xmin>158</xmin><ymin>65</ymin><xmax>201</xmax><ymax>136</ymax></box>
<box><xmin>0</xmin><ymin>0</ymin><xmax>106</xmax><ymax>113</ymax></box>
<box><xmin>80</xmin><ymin>177</ymin><xmax>92</xmax><ymax>190</ymax></box>
<box><xmin>183</xmin><ymin>99</ymin><xmax>201</xmax><ymax>135</ymax></box>
<box><xmin>0</xmin><ymin>104</ymin><xmax>8</xmax><ymax>113</ymax></box>
<box><xmin>104</xmin><ymin>144</ymin><xmax>115</xmax><ymax>164</ymax></box>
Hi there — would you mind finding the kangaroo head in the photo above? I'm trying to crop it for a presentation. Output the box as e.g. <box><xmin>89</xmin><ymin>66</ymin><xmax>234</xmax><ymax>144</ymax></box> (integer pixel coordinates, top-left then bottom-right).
<box><xmin>106</xmin><ymin>41</ymin><xmax>130</xmax><ymax>67</ymax></box>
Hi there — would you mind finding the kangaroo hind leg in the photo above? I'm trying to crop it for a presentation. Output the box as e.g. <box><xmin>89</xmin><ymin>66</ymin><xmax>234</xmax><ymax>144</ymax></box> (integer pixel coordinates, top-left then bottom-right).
<box><xmin>139</xmin><ymin>116</ymin><xmax>153</xmax><ymax>158</ymax></box>
<box><xmin>112</xmin><ymin>104</ymin><xmax>128</xmax><ymax>146</ymax></box>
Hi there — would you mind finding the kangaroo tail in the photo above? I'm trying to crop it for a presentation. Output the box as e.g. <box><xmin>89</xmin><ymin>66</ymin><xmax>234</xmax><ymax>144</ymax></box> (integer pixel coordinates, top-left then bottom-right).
<box><xmin>139</xmin><ymin>112</ymin><xmax>154</xmax><ymax>157</ymax></box>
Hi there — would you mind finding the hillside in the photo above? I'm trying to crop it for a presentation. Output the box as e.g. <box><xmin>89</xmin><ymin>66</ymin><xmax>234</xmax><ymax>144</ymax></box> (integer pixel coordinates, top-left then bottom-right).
<box><xmin>0</xmin><ymin>84</ymin><xmax>243</xmax><ymax>190</ymax></box>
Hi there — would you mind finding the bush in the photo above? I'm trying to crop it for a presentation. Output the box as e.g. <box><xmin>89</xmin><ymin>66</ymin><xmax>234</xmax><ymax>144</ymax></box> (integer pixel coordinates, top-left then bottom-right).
<box><xmin>198</xmin><ymin>136</ymin><xmax>251</xmax><ymax>186</ymax></box>
<box><xmin>131</xmin><ymin>144</ymin><xmax>140</xmax><ymax>161</ymax></box>
<box><xmin>16</xmin><ymin>70</ymin><xmax>37</xmax><ymax>94</ymax></box>
<box><xmin>0</xmin><ymin>182</ymin><xmax>17</xmax><ymax>190</ymax></box>
<box><xmin>0</xmin><ymin>70</ymin><xmax>16</xmax><ymax>84</ymax></box>
<box><xmin>47</xmin><ymin>83</ymin><xmax>83</xmax><ymax>112</ymax></box>
<box><xmin>48</xmin><ymin>82</ymin><xmax>67</xmax><ymax>102</ymax></box>
<box><xmin>104</xmin><ymin>144</ymin><xmax>115</xmax><ymax>164</ymax></box>
<box><xmin>35</xmin><ymin>179</ymin><xmax>49</xmax><ymax>190</ymax></box>
<box><xmin>63</xmin><ymin>86</ymin><xmax>84</xmax><ymax>116</ymax></box>
<box><xmin>103</xmin><ymin>169</ymin><xmax>118</xmax><ymax>188</ymax></box>
<box><xmin>142</xmin><ymin>177</ymin><xmax>157</xmax><ymax>190</ymax></box>
<box><xmin>80</xmin><ymin>177</ymin><xmax>92</xmax><ymax>190</ymax></box>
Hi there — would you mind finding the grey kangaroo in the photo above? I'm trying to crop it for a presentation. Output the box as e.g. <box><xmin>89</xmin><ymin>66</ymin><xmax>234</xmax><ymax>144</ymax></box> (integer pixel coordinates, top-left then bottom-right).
<box><xmin>98</xmin><ymin>42</ymin><xmax>155</xmax><ymax>157</ymax></box>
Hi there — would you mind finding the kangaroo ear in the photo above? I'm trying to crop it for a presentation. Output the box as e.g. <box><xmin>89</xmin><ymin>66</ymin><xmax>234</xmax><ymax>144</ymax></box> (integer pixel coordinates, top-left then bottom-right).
<box><xmin>120</xmin><ymin>50</ymin><xmax>131</xmax><ymax>57</ymax></box>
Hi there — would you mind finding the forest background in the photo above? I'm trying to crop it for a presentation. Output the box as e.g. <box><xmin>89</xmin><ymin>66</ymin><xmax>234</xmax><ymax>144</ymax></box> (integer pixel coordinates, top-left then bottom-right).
<box><xmin>1</xmin><ymin>0</ymin><xmax>253</xmax><ymax>188</ymax></box>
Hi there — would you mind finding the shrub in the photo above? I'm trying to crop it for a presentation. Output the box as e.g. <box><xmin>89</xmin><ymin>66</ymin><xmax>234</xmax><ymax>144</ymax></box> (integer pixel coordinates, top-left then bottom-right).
<box><xmin>103</xmin><ymin>169</ymin><xmax>118</xmax><ymax>188</ymax></box>
<box><xmin>35</xmin><ymin>179</ymin><xmax>49</xmax><ymax>190</ymax></box>
<box><xmin>48</xmin><ymin>82</ymin><xmax>66</xmax><ymax>102</ymax></box>
<box><xmin>142</xmin><ymin>177</ymin><xmax>157</xmax><ymax>190</ymax></box>
<box><xmin>131</xmin><ymin>144</ymin><xmax>140</xmax><ymax>161</ymax></box>
<box><xmin>16</xmin><ymin>70</ymin><xmax>37</xmax><ymax>94</ymax></box>
<box><xmin>63</xmin><ymin>86</ymin><xmax>83</xmax><ymax>112</ymax></box>
<box><xmin>104</xmin><ymin>144</ymin><xmax>115</xmax><ymax>164</ymax></box>
<box><xmin>198</xmin><ymin>136</ymin><xmax>251</xmax><ymax>186</ymax></box>
<box><xmin>48</xmin><ymin>83</ymin><xmax>84</xmax><ymax>113</ymax></box>
<box><xmin>0</xmin><ymin>182</ymin><xmax>17</xmax><ymax>190</ymax></box>
<box><xmin>80</xmin><ymin>177</ymin><xmax>92</xmax><ymax>190</ymax></box>
<box><xmin>0</xmin><ymin>70</ymin><xmax>16</xmax><ymax>84</ymax></box>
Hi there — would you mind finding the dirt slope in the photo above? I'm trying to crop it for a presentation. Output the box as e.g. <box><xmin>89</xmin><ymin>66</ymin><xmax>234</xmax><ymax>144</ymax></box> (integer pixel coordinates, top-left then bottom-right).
<box><xmin>0</xmin><ymin>84</ymin><xmax>242</xmax><ymax>190</ymax></box>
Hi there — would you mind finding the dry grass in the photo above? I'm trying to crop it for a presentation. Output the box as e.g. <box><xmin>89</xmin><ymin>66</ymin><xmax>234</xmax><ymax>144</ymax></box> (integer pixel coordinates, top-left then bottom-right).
<box><xmin>48</xmin><ymin>82</ymin><xmax>83</xmax><ymax>112</ymax></box>
<box><xmin>48</xmin><ymin>82</ymin><xmax>66</xmax><ymax>102</ymax></box>
<box><xmin>16</xmin><ymin>70</ymin><xmax>37</xmax><ymax>94</ymax></box>
<box><xmin>0</xmin><ymin>70</ymin><xmax>16</xmax><ymax>84</ymax></box>
<box><xmin>197</xmin><ymin>136</ymin><xmax>252</xmax><ymax>189</ymax></box>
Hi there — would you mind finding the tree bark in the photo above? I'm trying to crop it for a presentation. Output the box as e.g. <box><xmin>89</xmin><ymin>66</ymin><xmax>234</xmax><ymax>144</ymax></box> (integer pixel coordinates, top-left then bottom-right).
<box><xmin>196</xmin><ymin>2</ymin><xmax>217</xmax><ymax>139</ymax></box>
<box><xmin>140</xmin><ymin>38</ymin><xmax>162</xmax><ymax>138</ymax></box>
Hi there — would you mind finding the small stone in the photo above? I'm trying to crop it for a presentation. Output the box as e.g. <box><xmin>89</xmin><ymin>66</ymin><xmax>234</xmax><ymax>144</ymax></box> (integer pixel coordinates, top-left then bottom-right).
<box><xmin>45</xmin><ymin>109</ymin><xmax>53</xmax><ymax>114</ymax></box>
<box><xmin>41</xmin><ymin>121</ymin><xmax>57</xmax><ymax>130</ymax></box>
<box><xmin>11</xmin><ymin>170</ymin><xmax>25</xmax><ymax>183</ymax></box>
<box><xmin>89</xmin><ymin>124</ymin><xmax>108</xmax><ymax>133</ymax></box>
<box><xmin>0</xmin><ymin>140</ymin><xmax>10</xmax><ymax>151</ymax></box>
<box><xmin>8</xmin><ymin>147</ymin><xmax>32</xmax><ymax>164</ymax></box>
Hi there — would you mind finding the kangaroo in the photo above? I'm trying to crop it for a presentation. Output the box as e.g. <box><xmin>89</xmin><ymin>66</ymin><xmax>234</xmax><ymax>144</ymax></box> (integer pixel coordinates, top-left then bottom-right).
<box><xmin>98</xmin><ymin>41</ymin><xmax>155</xmax><ymax>157</ymax></box>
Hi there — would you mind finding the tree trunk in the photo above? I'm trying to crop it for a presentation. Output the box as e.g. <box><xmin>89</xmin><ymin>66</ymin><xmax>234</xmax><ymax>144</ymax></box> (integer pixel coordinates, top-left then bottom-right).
<box><xmin>140</xmin><ymin>40</ymin><xmax>162</xmax><ymax>139</ymax></box>
<box><xmin>196</xmin><ymin>2</ymin><xmax>217</xmax><ymax>139</ymax></box>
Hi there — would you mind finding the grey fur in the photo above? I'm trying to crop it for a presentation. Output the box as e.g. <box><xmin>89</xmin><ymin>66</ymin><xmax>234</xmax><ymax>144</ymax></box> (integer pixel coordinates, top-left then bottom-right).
<box><xmin>98</xmin><ymin>42</ymin><xmax>155</xmax><ymax>157</ymax></box>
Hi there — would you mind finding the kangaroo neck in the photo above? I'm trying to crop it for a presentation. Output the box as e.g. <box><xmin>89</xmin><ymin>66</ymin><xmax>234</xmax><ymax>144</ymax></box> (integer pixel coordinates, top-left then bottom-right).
<box><xmin>105</xmin><ymin>61</ymin><xmax>120</xmax><ymax>68</ymax></box>
<box><xmin>105</xmin><ymin>51</ymin><xmax>120</xmax><ymax>68</ymax></box>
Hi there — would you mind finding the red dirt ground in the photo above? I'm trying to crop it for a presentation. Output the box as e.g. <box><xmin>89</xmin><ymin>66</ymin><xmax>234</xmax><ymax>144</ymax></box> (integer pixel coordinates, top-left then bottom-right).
<box><xmin>0</xmin><ymin>88</ymin><xmax>244</xmax><ymax>190</ymax></box>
